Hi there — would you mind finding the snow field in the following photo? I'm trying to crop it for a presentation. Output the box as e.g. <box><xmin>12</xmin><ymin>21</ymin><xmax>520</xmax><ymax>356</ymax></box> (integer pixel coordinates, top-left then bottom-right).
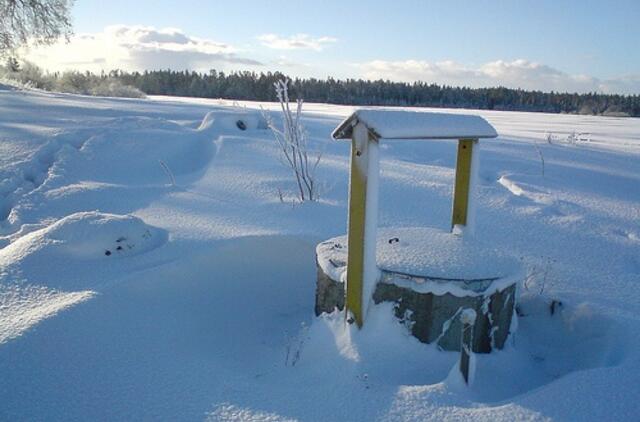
<box><xmin>0</xmin><ymin>86</ymin><xmax>639</xmax><ymax>420</ymax></box>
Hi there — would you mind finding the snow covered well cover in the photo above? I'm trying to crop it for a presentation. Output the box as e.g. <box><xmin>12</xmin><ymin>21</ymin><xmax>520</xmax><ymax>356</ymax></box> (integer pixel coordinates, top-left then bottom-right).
<box><xmin>317</xmin><ymin>227</ymin><xmax>521</xmax><ymax>294</ymax></box>
<box><xmin>332</xmin><ymin>109</ymin><xmax>498</xmax><ymax>140</ymax></box>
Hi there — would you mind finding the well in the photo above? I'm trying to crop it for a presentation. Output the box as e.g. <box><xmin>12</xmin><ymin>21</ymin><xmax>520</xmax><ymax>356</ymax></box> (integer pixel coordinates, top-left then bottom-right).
<box><xmin>315</xmin><ymin>227</ymin><xmax>520</xmax><ymax>353</ymax></box>
<box><xmin>317</xmin><ymin>109</ymin><xmax>519</xmax><ymax>357</ymax></box>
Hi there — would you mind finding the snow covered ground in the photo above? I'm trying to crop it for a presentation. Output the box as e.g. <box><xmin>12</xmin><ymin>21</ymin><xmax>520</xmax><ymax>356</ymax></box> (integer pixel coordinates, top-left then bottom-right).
<box><xmin>1</xmin><ymin>85</ymin><xmax>639</xmax><ymax>421</ymax></box>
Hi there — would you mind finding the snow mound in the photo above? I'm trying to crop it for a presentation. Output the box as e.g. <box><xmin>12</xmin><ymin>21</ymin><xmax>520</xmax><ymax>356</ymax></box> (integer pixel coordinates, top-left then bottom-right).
<box><xmin>104</xmin><ymin>116</ymin><xmax>183</xmax><ymax>131</ymax></box>
<box><xmin>198</xmin><ymin>110</ymin><xmax>268</xmax><ymax>132</ymax></box>
<box><xmin>45</xmin><ymin>211</ymin><xmax>167</xmax><ymax>259</ymax></box>
<box><xmin>1</xmin><ymin>211</ymin><xmax>167</xmax><ymax>262</ymax></box>
<box><xmin>31</xmin><ymin>116</ymin><xmax>217</xmax><ymax>188</ymax></box>
<box><xmin>498</xmin><ymin>174</ymin><xmax>553</xmax><ymax>205</ymax></box>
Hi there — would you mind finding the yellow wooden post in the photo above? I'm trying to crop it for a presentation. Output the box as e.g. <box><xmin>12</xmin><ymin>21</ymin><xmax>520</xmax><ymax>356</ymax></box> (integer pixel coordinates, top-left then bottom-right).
<box><xmin>346</xmin><ymin>122</ymin><xmax>379</xmax><ymax>327</ymax></box>
<box><xmin>451</xmin><ymin>138</ymin><xmax>478</xmax><ymax>230</ymax></box>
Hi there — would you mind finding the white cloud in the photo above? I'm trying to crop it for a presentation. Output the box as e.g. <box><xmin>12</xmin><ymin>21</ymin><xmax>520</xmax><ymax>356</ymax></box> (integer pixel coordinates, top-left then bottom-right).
<box><xmin>358</xmin><ymin>59</ymin><xmax>640</xmax><ymax>95</ymax></box>
<box><xmin>257</xmin><ymin>34</ymin><xmax>337</xmax><ymax>51</ymax></box>
<box><xmin>23</xmin><ymin>25</ymin><xmax>263</xmax><ymax>72</ymax></box>
<box><xmin>267</xmin><ymin>55</ymin><xmax>310</xmax><ymax>69</ymax></box>
<box><xmin>597</xmin><ymin>74</ymin><xmax>640</xmax><ymax>96</ymax></box>
<box><xmin>19</xmin><ymin>28</ymin><xmax>639</xmax><ymax>96</ymax></box>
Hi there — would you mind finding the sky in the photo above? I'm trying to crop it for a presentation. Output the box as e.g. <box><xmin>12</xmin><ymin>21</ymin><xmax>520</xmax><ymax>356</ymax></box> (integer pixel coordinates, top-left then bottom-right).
<box><xmin>22</xmin><ymin>0</ymin><xmax>640</xmax><ymax>94</ymax></box>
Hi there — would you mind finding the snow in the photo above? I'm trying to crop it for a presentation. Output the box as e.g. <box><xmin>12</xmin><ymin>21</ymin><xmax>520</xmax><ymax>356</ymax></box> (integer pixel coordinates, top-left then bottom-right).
<box><xmin>463</xmin><ymin>138</ymin><xmax>481</xmax><ymax>236</ymax></box>
<box><xmin>332</xmin><ymin>109</ymin><xmax>498</xmax><ymax>140</ymax></box>
<box><xmin>1</xmin><ymin>85</ymin><xmax>640</xmax><ymax>421</ymax></box>
<box><xmin>355</xmin><ymin>121</ymin><xmax>381</xmax><ymax>317</ymax></box>
<box><xmin>317</xmin><ymin>227</ymin><xmax>522</xmax><ymax>286</ymax></box>
<box><xmin>22</xmin><ymin>211</ymin><xmax>166</xmax><ymax>259</ymax></box>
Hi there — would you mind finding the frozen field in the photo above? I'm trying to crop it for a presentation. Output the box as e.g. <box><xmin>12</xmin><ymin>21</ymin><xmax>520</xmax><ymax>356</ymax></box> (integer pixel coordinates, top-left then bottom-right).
<box><xmin>1</xmin><ymin>85</ymin><xmax>639</xmax><ymax>421</ymax></box>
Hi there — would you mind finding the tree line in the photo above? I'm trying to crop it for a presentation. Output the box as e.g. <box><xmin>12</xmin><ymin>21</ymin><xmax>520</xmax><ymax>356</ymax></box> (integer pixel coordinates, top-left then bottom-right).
<box><xmin>113</xmin><ymin>69</ymin><xmax>640</xmax><ymax>117</ymax></box>
<box><xmin>3</xmin><ymin>60</ymin><xmax>639</xmax><ymax>117</ymax></box>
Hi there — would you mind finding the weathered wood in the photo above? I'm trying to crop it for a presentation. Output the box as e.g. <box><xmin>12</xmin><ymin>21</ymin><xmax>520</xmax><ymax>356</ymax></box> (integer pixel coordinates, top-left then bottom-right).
<box><xmin>459</xmin><ymin>309</ymin><xmax>477</xmax><ymax>384</ymax></box>
<box><xmin>345</xmin><ymin>123</ymin><xmax>374</xmax><ymax>327</ymax></box>
<box><xmin>451</xmin><ymin>138</ymin><xmax>477</xmax><ymax>229</ymax></box>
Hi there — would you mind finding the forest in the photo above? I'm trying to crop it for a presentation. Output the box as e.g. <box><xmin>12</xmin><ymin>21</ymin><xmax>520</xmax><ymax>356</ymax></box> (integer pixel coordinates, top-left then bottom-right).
<box><xmin>3</xmin><ymin>59</ymin><xmax>639</xmax><ymax>117</ymax></box>
<box><xmin>115</xmin><ymin>69</ymin><xmax>640</xmax><ymax>116</ymax></box>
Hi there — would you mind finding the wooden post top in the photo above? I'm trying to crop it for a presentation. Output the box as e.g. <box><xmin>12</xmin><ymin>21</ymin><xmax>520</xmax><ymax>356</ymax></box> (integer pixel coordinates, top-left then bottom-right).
<box><xmin>332</xmin><ymin>109</ymin><xmax>498</xmax><ymax>140</ymax></box>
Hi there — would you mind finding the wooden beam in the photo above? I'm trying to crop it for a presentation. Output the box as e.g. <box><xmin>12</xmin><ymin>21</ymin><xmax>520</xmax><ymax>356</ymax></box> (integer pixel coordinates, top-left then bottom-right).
<box><xmin>459</xmin><ymin>309</ymin><xmax>477</xmax><ymax>385</ymax></box>
<box><xmin>345</xmin><ymin>123</ymin><xmax>378</xmax><ymax>327</ymax></box>
<box><xmin>451</xmin><ymin>138</ymin><xmax>477</xmax><ymax>229</ymax></box>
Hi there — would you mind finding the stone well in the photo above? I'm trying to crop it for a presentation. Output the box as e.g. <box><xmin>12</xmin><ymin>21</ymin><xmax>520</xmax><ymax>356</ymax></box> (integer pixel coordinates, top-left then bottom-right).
<box><xmin>315</xmin><ymin>227</ymin><xmax>521</xmax><ymax>353</ymax></box>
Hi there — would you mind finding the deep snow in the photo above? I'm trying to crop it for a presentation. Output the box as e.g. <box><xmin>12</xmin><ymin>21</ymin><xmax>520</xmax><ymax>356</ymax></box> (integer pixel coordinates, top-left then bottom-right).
<box><xmin>1</xmin><ymin>85</ymin><xmax>639</xmax><ymax>421</ymax></box>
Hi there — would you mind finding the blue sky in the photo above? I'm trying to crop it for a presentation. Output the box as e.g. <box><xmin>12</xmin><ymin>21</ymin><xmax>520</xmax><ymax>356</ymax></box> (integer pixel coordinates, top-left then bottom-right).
<box><xmin>26</xmin><ymin>0</ymin><xmax>640</xmax><ymax>94</ymax></box>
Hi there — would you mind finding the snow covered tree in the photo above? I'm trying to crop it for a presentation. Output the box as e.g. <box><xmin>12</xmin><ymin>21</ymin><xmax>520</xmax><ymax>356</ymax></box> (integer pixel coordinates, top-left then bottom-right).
<box><xmin>5</xmin><ymin>55</ymin><xmax>19</xmax><ymax>71</ymax></box>
<box><xmin>0</xmin><ymin>0</ymin><xmax>73</xmax><ymax>55</ymax></box>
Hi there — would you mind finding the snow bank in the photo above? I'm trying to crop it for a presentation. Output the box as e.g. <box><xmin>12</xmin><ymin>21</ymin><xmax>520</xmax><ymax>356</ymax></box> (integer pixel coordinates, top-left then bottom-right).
<box><xmin>1</xmin><ymin>211</ymin><xmax>167</xmax><ymax>263</ymax></box>
<box><xmin>0</xmin><ymin>284</ymin><xmax>94</xmax><ymax>344</ymax></box>
<box><xmin>0</xmin><ymin>113</ymin><xmax>221</xmax><ymax>238</ymax></box>
<box><xmin>63</xmin><ymin>117</ymin><xmax>215</xmax><ymax>185</ymax></box>
<box><xmin>198</xmin><ymin>110</ymin><xmax>268</xmax><ymax>132</ymax></box>
<box><xmin>46</xmin><ymin>211</ymin><xmax>167</xmax><ymax>259</ymax></box>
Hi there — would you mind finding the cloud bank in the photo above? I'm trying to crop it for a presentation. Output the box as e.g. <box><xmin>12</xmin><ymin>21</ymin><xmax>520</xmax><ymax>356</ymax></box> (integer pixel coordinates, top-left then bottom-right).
<box><xmin>257</xmin><ymin>34</ymin><xmax>337</xmax><ymax>51</ymax></box>
<box><xmin>21</xmin><ymin>25</ymin><xmax>638</xmax><ymax>95</ymax></box>
<box><xmin>24</xmin><ymin>25</ymin><xmax>262</xmax><ymax>72</ymax></box>
<box><xmin>358</xmin><ymin>59</ymin><xmax>640</xmax><ymax>95</ymax></box>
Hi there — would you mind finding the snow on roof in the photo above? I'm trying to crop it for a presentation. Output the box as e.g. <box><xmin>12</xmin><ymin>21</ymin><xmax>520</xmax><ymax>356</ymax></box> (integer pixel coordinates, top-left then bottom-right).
<box><xmin>332</xmin><ymin>109</ymin><xmax>498</xmax><ymax>140</ymax></box>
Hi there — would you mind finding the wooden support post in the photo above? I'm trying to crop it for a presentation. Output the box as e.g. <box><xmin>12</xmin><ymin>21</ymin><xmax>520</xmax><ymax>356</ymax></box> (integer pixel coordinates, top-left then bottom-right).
<box><xmin>459</xmin><ymin>308</ymin><xmax>477</xmax><ymax>385</ymax></box>
<box><xmin>345</xmin><ymin>122</ymin><xmax>379</xmax><ymax>327</ymax></box>
<box><xmin>451</xmin><ymin>138</ymin><xmax>479</xmax><ymax>232</ymax></box>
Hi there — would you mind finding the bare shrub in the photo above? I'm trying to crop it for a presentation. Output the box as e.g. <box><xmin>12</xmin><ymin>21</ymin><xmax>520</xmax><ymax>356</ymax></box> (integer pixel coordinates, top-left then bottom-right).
<box><xmin>263</xmin><ymin>79</ymin><xmax>322</xmax><ymax>202</ymax></box>
<box><xmin>88</xmin><ymin>79</ymin><xmax>145</xmax><ymax>98</ymax></box>
<box><xmin>523</xmin><ymin>256</ymin><xmax>555</xmax><ymax>295</ymax></box>
<box><xmin>0</xmin><ymin>60</ymin><xmax>144</xmax><ymax>98</ymax></box>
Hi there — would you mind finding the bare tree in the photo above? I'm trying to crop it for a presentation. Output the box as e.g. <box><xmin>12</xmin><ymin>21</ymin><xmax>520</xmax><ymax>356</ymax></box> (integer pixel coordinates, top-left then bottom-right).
<box><xmin>0</xmin><ymin>0</ymin><xmax>73</xmax><ymax>55</ymax></box>
<box><xmin>264</xmin><ymin>79</ymin><xmax>322</xmax><ymax>202</ymax></box>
